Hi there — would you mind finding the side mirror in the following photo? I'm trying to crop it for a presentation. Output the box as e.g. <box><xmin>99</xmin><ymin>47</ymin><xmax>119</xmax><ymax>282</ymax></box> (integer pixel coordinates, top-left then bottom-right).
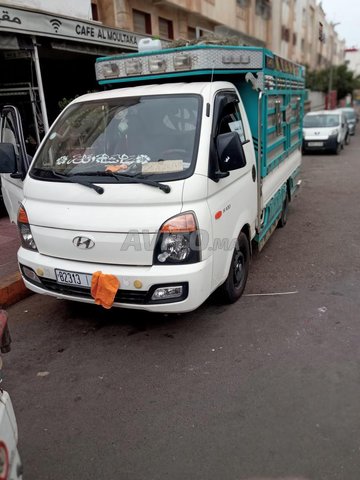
<box><xmin>216</xmin><ymin>132</ymin><xmax>246</xmax><ymax>173</ymax></box>
<box><xmin>0</xmin><ymin>143</ymin><xmax>17</xmax><ymax>174</ymax></box>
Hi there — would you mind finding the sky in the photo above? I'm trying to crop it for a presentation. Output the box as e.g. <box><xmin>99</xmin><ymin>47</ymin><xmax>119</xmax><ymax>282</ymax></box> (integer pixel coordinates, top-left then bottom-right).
<box><xmin>320</xmin><ymin>0</ymin><xmax>360</xmax><ymax>47</ymax></box>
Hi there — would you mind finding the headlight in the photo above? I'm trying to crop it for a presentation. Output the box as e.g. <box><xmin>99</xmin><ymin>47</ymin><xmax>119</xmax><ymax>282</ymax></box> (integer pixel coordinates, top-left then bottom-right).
<box><xmin>17</xmin><ymin>205</ymin><xmax>38</xmax><ymax>251</ymax></box>
<box><xmin>330</xmin><ymin>129</ymin><xmax>339</xmax><ymax>136</ymax></box>
<box><xmin>154</xmin><ymin>212</ymin><xmax>200</xmax><ymax>265</ymax></box>
<box><xmin>158</xmin><ymin>234</ymin><xmax>191</xmax><ymax>262</ymax></box>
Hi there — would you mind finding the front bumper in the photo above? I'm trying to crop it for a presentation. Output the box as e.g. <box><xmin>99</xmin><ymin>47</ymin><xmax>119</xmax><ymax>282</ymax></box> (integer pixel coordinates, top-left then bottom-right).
<box><xmin>18</xmin><ymin>247</ymin><xmax>213</xmax><ymax>313</ymax></box>
<box><xmin>303</xmin><ymin>135</ymin><xmax>338</xmax><ymax>151</ymax></box>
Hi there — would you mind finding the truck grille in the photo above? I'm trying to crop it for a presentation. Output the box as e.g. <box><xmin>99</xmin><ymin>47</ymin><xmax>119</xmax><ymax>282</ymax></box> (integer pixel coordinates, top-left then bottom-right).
<box><xmin>40</xmin><ymin>278</ymin><xmax>148</xmax><ymax>304</ymax></box>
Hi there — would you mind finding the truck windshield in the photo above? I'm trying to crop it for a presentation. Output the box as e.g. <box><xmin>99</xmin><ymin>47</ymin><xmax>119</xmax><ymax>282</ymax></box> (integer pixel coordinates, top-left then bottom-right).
<box><xmin>31</xmin><ymin>94</ymin><xmax>201</xmax><ymax>181</ymax></box>
<box><xmin>303</xmin><ymin>114</ymin><xmax>339</xmax><ymax>128</ymax></box>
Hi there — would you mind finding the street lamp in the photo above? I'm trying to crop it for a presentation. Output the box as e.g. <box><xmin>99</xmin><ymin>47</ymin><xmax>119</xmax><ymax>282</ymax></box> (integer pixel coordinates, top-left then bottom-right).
<box><xmin>328</xmin><ymin>22</ymin><xmax>341</xmax><ymax>109</ymax></box>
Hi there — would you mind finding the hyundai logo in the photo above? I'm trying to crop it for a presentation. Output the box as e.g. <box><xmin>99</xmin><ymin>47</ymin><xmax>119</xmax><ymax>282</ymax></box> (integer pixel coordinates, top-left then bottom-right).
<box><xmin>73</xmin><ymin>236</ymin><xmax>95</xmax><ymax>249</ymax></box>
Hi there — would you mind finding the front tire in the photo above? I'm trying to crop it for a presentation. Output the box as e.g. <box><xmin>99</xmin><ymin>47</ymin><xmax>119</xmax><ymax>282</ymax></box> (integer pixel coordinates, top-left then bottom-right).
<box><xmin>333</xmin><ymin>141</ymin><xmax>341</xmax><ymax>155</ymax></box>
<box><xmin>218</xmin><ymin>232</ymin><xmax>250</xmax><ymax>304</ymax></box>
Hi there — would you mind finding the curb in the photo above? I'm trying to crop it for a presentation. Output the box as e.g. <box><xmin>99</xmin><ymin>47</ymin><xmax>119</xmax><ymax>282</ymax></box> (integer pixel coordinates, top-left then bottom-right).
<box><xmin>0</xmin><ymin>272</ymin><xmax>32</xmax><ymax>308</ymax></box>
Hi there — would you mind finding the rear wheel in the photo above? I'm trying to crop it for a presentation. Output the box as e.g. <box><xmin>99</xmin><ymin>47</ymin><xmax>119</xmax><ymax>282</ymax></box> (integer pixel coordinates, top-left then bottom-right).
<box><xmin>218</xmin><ymin>232</ymin><xmax>250</xmax><ymax>304</ymax></box>
<box><xmin>278</xmin><ymin>194</ymin><xmax>289</xmax><ymax>228</ymax></box>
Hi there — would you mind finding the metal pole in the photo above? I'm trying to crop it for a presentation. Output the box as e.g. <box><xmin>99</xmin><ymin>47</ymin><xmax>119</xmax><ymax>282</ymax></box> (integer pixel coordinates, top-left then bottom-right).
<box><xmin>327</xmin><ymin>23</ymin><xmax>340</xmax><ymax>110</ymax></box>
<box><xmin>28</xmin><ymin>87</ymin><xmax>41</xmax><ymax>145</ymax></box>
<box><xmin>328</xmin><ymin>61</ymin><xmax>333</xmax><ymax>109</ymax></box>
<box><xmin>31</xmin><ymin>36</ymin><xmax>49</xmax><ymax>133</ymax></box>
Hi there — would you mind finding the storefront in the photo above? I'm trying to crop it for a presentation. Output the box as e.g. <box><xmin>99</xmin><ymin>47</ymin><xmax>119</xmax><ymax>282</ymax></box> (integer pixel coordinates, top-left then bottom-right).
<box><xmin>0</xmin><ymin>3</ymin><xmax>147</xmax><ymax>151</ymax></box>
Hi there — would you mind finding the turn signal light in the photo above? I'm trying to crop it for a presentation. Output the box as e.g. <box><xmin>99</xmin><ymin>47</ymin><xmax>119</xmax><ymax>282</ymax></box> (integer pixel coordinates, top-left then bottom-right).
<box><xmin>17</xmin><ymin>205</ymin><xmax>29</xmax><ymax>224</ymax></box>
<box><xmin>160</xmin><ymin>213</ymin><xmax>197</xmax><ymax>233</ymax></box>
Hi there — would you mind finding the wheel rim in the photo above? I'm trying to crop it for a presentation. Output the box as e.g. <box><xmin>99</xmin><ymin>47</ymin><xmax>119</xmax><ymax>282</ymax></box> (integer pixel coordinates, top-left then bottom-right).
<box><xmin>233</xmin><ymin>249</ymin><xmax>245</xmax><ymax>288</ymax></box>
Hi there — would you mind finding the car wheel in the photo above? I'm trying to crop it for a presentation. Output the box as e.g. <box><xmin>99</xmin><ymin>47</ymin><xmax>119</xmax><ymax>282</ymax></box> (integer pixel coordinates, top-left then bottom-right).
<box><xmin>218</xmin><ymin>232</ymin><xmax>250</xmax><ymax>304</ymax></box>
<box><xmin>334</xmin><ymin>142</ymin><xmax>341</xmax><ymax>155</ymax></box>
<box><xmin>278</xmin><ymin>194</ymin><xmax>289</xmax><ymax>228</ymax></box>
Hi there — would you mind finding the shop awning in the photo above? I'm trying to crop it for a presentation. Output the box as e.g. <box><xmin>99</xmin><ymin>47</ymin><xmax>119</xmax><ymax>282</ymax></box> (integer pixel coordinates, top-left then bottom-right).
<box><xmin>0</xmin><ymin>3</ymin><xmax>147</xmax><ymax>50</ymax></box>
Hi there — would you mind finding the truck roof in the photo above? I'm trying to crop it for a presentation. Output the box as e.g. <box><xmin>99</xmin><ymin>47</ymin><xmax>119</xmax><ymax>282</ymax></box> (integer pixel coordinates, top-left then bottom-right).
<box><xmin>95</xmin><ymin>44</ymin><xmax>305</xmax><ymax>89</ymax></box>
<box><xmin>72</xmin><ymin>81</ymin><xmax>234</xmax><ymax>104</ymax></box>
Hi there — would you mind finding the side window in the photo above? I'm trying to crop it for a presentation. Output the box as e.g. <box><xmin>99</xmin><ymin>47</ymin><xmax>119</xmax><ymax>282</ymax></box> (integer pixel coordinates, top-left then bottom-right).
<box><xmin>208</xmin><ymin>91</ymin><xmax>248</xmax><ymax>180</ymax></box>
<box><xmin>218</xmin><ymin>99</ymin><xmax>246</xmax><ymax>143</ymax></box>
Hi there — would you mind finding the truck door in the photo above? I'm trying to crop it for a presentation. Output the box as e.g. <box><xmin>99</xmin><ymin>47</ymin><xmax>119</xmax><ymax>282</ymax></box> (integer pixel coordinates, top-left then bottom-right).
<box><xmin>207</xmin><ymin>90</ymin><xmax>257</xmax><ymax>289</ymax></box>
<box><xmin>0</xmin><ymin>106</ymin><xmax>31</xmax><ymax>223</ymax></box>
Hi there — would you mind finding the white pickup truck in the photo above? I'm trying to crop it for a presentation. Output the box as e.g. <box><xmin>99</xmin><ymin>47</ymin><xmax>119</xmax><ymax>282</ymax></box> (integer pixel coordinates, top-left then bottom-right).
<box><xmin>0</xmin><ymin>44</ymin><xmax>305</xmax><ymax>313</ymax></box>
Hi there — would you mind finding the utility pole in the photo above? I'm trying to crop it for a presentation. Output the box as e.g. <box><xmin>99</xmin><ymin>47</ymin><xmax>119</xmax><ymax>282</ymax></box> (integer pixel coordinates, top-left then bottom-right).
<box><xmin>328</xmin><ymin>22</ymin><xmax>340</xmax><ymax>109</ymax></box>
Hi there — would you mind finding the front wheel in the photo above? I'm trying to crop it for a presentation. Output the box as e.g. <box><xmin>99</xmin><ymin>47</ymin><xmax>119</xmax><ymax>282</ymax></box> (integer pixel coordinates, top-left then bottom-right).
<box><xmin>333</xmin><ymin>141</ymin><xmax>341</xmax><ymax>155</ymax></box>
<box><xmin>217</xmin><ymin>232</ymin><xmax>250</xmax><ymax>304</ymax></box>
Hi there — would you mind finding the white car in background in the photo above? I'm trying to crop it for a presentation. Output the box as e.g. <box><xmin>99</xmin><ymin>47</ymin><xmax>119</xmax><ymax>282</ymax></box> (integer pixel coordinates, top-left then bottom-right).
<box><xmin>338</xmin><ymin>107</ymin><xmax>358</xmax><ymax>135</ymax></box>
<box><xmin>302</xmin><ymin>109</ymin><xmax>347</xmax><ymax>155</ymax></box>
<box><xmin>0</xmin><ymin>311</ymin><xmax>22</xmax><ymax>480</ymax></box>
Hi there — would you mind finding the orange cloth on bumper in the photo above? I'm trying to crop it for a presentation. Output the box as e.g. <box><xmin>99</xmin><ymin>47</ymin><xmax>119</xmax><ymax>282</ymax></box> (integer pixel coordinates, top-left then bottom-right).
<box><xmin>91</xmin><ymin>271</ymin><xmax>120</xmax><ymax>309</ymax></box>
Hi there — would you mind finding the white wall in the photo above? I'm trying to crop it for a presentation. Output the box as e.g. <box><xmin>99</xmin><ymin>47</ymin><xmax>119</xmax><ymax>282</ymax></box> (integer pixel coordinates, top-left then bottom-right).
<box><xmin>309</xmin><ymin>91</ymin><xmax>326</xmax><ymax>111</ymax></box>
<box><xmin>1</xmin><ymin>0</ymin><xmax>92</xmax><ymax>20</ymax></box>
<box><xmin>345</xmin><ymin>50</ymin><xmax>360</xmax><ymax>76</ymax></box>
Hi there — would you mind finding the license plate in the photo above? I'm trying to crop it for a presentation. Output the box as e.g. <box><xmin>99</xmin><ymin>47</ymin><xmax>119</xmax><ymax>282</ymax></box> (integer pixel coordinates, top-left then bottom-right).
<box><xmin>55</xmin><ymin>269</ymin><xmax>91</xmax><ymax>287</ymax></box>
<box><xmin>308</xmin><ymin>141</ymin><xmax>323</xmax><ymax>147</ymax></box>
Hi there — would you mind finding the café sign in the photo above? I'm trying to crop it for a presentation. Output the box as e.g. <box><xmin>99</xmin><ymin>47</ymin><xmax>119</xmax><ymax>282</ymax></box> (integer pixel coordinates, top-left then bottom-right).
<box><xmin>0</xmin><ymin>4</ymin><xmax>145</xmax><ymax>49</ymax></box>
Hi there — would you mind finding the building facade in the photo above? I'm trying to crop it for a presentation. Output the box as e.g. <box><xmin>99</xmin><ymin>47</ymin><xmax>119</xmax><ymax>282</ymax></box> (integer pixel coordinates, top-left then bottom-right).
<box><xmin>93</xmin><ymin>0</ymin><xmax>346</xmax><ymax>69</ymax></box>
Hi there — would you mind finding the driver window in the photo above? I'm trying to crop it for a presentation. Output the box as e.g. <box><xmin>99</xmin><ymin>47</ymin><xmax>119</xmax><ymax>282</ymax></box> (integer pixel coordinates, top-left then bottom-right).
<box><xmin>218</xmin><ymin>100</ymin><xmax>246</xmax><ymax>143</ymax></box>
<box><xmin>1</xmin><ymin>117</ymin><xmax>19</xmax><ymax>155</ymax></box>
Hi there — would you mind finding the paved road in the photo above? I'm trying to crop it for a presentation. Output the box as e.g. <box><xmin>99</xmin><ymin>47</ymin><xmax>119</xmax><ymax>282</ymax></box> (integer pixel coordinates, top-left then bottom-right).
<box><xmin>5</xmin><ymin>135</ymin><xmax>360</xmax><ymax>480</ymax></box>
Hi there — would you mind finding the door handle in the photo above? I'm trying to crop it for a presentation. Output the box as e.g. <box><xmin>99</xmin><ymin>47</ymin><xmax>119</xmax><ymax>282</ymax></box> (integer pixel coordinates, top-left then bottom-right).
<box><xmin>252</xmin><ymin>165</ymin><xmax>256</xmax><ymax>182</ymax></box>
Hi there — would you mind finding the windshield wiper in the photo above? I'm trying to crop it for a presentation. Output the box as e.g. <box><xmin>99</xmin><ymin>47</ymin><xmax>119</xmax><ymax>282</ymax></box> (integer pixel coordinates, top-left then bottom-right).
<box><xmin>51</xmin><ymin>170</ymin><xmax>104</xmax><ymax>195</ymax></box>
<box><xmin>104</xmin><ymin>170</ymin><xmax>171</xmax><ymax>194</ymax></box>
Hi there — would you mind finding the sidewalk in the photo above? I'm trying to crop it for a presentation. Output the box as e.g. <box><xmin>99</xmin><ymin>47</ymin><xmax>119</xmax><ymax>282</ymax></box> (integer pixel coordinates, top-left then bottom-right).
<box><xmin>0</xmin><ymin>213</ymin><xmax>31</xmax><ymax>306</ymax></box>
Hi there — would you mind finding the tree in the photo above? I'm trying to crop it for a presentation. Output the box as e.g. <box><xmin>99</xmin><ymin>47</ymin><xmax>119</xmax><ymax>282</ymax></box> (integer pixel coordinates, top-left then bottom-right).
<box><xmin>305</xmin><ymin>64</ymin><xmax>360</xmax><ymax>100</ymax></box>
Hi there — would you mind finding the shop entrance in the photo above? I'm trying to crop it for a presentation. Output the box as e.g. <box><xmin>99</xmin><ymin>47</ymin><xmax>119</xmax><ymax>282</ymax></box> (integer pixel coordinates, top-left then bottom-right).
<box><xmin>0</xmin><ymin>34</ymin><xmax>119</xmax><ymax>153</ymax></box>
